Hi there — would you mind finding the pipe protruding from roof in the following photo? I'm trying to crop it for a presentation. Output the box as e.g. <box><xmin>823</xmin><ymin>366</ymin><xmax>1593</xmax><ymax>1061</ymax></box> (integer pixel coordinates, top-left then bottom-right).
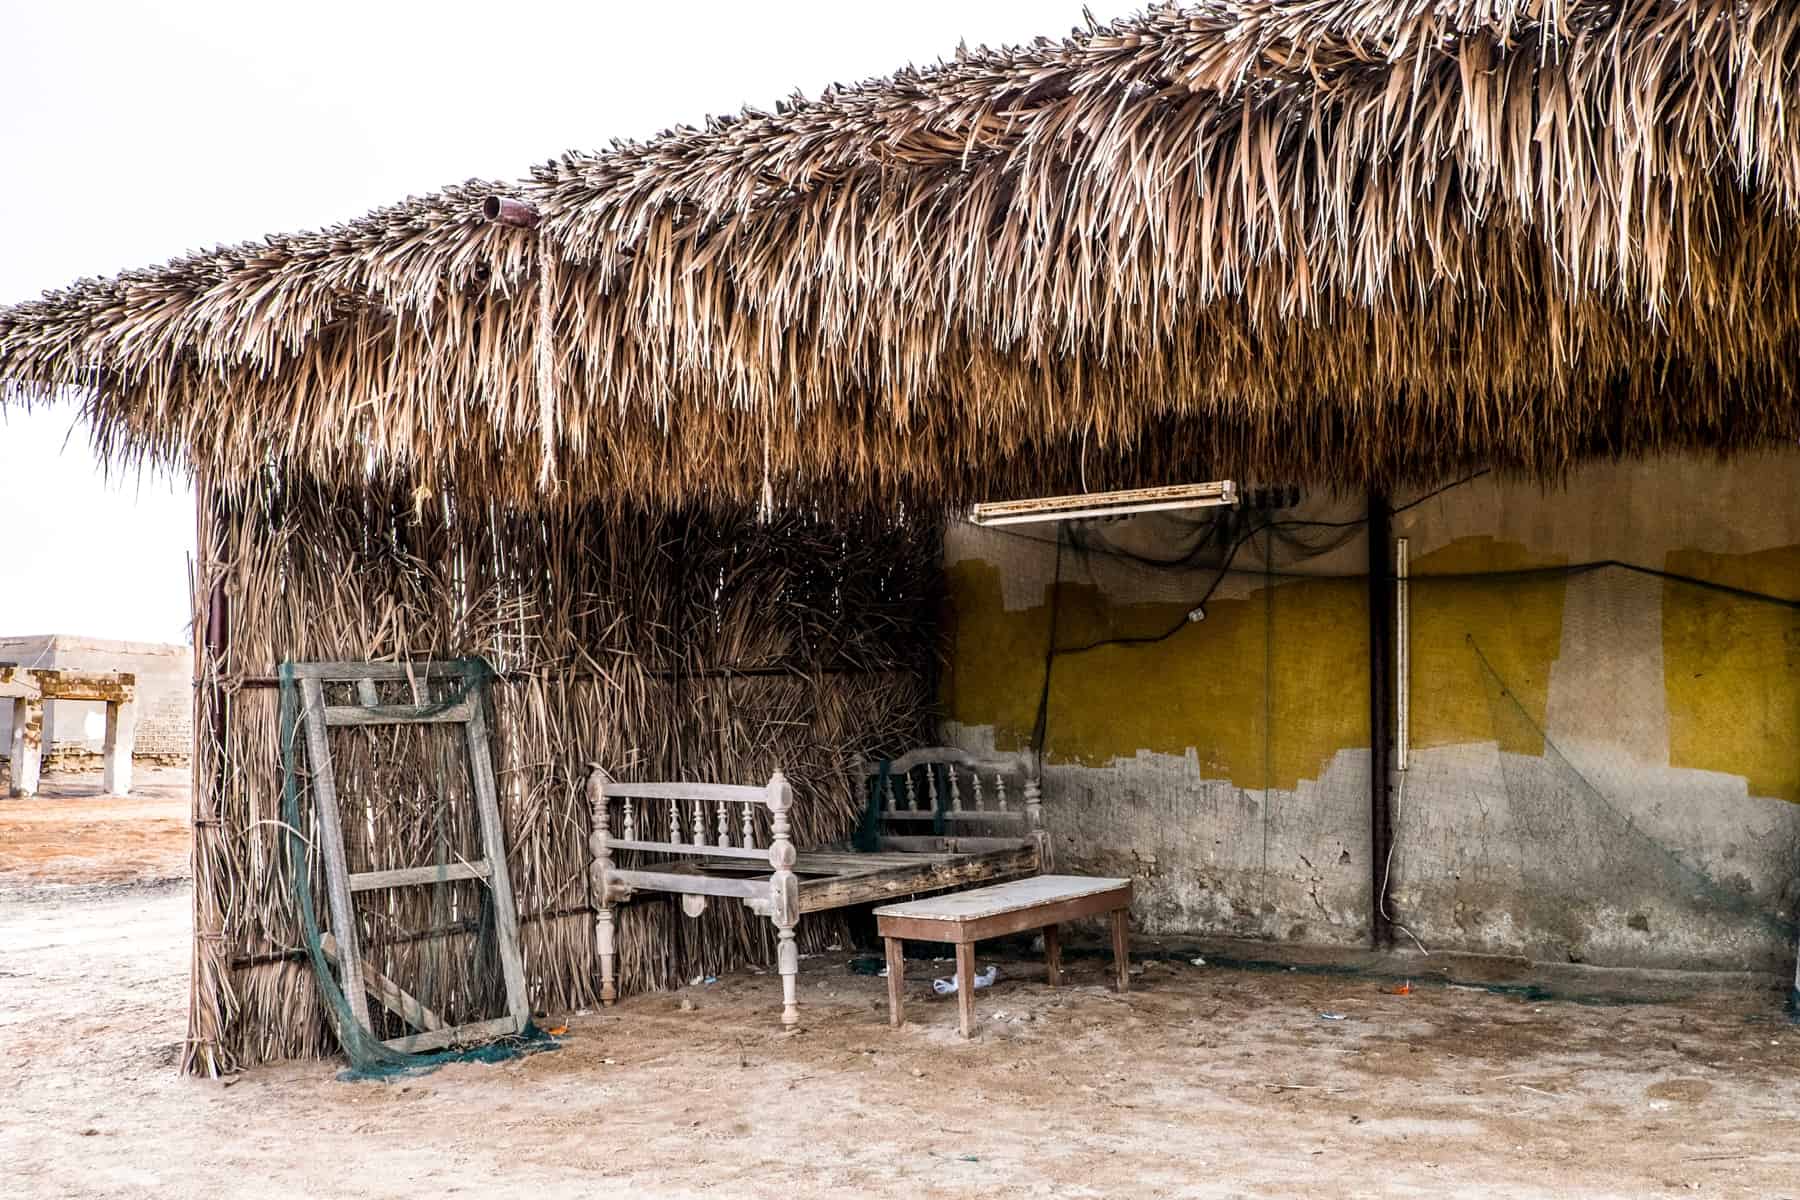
<box><xmin>482</xmin><ymin>196</ymin><xmax>541</xmax><ymax>229</ymax></box>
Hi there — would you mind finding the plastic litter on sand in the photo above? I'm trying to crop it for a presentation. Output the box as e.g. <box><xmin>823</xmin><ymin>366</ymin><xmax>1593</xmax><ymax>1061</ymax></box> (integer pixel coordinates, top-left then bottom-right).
<box><xmin>932</xmin><ymin>965</ymin><xmax>1000</xmax><ymax>995</ymax></box>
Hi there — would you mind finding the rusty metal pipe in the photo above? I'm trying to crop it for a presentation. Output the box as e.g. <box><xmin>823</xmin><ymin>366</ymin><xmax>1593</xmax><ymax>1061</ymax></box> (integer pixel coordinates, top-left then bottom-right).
<box><xmin>482</xmin><ymin>196</ymin><xmax>541</xmax><ymax>229</ymax></box>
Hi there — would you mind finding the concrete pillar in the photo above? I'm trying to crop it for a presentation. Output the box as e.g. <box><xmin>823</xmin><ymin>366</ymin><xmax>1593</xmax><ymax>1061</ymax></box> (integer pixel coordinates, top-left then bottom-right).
<box><xmin>102</xmin><ymin>699</ymin><xmax>137</xmax><ymax>796</ymax></box>
<box><xmin>8</xmin><ymin>698</ymin><xmax>42</xmax><ymax>798</ymax></box>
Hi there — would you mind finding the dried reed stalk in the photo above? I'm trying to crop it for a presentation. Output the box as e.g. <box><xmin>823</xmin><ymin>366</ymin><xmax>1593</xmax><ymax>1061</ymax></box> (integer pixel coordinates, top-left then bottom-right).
<box><xmin>7</xmin><ymin>3</ymin><xmax>1800</xmax><ymax>504</ymax></box>
<box><xmin>181</xmin><ymin>473</ymin><xmax>937</xmax><ymax>1073</ymax></box>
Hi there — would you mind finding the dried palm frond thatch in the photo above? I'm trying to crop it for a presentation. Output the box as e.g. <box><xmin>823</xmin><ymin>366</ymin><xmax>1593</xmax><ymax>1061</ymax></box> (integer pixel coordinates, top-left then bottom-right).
<box><xmin>5</xmin><ymin>1</ymin><xmax>1798</xmax><ymax>507</ymax></box>
<box><xmin>185</xmin><ymin>472</ymin><xmax>939</xmax><ymax>1075</ymax></box>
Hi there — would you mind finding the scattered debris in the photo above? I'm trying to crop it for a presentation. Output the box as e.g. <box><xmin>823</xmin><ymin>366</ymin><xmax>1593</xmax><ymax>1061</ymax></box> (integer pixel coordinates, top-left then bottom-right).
<box><xmin>1319</xmin><ymin>1012</ymin><xmax>1348</xmax><ymax>1021</ymax></box>
<box><xmin>1191</xmin><ymin>956</ymin><xmax>1207</xmax><ymax>967</ymax></box>
<box><xmin>932</xmin><ymin>965</ymin><xmax>999</xmax><ymax>995</ymax></box>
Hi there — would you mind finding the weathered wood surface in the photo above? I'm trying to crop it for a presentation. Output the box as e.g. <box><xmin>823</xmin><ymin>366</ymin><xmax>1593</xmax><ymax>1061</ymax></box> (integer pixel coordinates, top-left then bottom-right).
<box><xmin>598</xmin><ymin>780</ymin><xmax>771</xmax><ymax>805</ymax></box>
<box><xmin>298</xmin><ymin>675</ymin><xmax>372</xmax><ymax>1035</ymax></box>
<box><xmin>602</xmin><ymin>838</ymin><xmax>772</xmax><ymax>862</ymax></box>
<box><xmin>382</xmin><ymin>1014</ymin><xmax>521</xmax><ymax>1056</ymax></box>
<box><xmin>876</xmin><ymin>886</ymin><xmax>1131</xmax><ymax>946</ymax></box>
<box><xmin>874</xmin><ymin>875</ymin><xmax>1128</xmax><ymax>922</ymax></box>
<box><xmin>878</xmin><ymin>834</ymin><xmax>1035</xmax><ymax>854</ymax></box>
<box><xmin>322</xmin><ymin>700</ymin><xmax>473</xmax><ymax>726</ymax></box>
<box><xmin>607</xmin><ymin>868</ymin><xmax>769</xmax><ymax>899</ymax></box>
<box><xmin>884</xmin><ymin>936</ymin><xmax>906</xmax><ymax>1027</ymax></box>
<box><xmin>585</xmin><ymin>764</ymin><xmax>1044</xmax><ymax>1030</ymax></box>
<box><xmin>463</xmin><ymin>694</ymin><xmax>530</xmax><ymax>1032</ymax></box>
<box><xmin>319</xmin><ymin>932</ymin><xmax>447</xmax><ymax>1033</ymax></box>
<box><xmin>1111</xmin><ymin>909</ymin><xmax>1132</xmax><ymax>993</ymax></box>
<box><xmin>285</xmin><ymin>661</ymin><xmax>470</xmax><ymax>682</ymax></box>
<box><xmin>797</xmin><ymin>845</ymin><xmax>1039</xmax><ymax>914</ymax></box>
<box><xmin>954</xmin><ymin>943</ymin><xmax>978</xmax><ymax>1037</ymax></box>
<box><xmin>293</xmin><ymin>659</ymin><xmax>531</xmax><ymax>1055</ymax></box>
<box><xmin>875</xmin><ymin>876</ymin><xmax>1134</xmax><ymax>1037</ymax></box>
<box><xmin>348</xmin><ymin>860</ymin><xmax>491</xmax><ymax>892</ymax></box>
<box><xmin>859</xmin><ymin>745</ymin><xmax>1049</xmax><ymax>870</ymax></box>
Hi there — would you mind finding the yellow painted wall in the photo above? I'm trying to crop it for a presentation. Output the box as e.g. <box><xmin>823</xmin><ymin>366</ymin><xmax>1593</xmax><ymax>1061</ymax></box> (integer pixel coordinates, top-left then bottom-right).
<box><xmin>943</xmin><ymin>558</ymin><xmax>1367</xmax><ymax>791</ymax></box>
<box><xmin>1663</xmin><ymin>545</ymin><xmax>1800</xmax><ymax>802</ymax></box>
<box><xmin>1407</xmin><ymin>537</ymin><xmax>1568</xmax><ymax>757</ymax></box>
<box><xmin>945</xmin><ymin>532</ymin><xmax>1796</xmax><ymax>800</ymax></box>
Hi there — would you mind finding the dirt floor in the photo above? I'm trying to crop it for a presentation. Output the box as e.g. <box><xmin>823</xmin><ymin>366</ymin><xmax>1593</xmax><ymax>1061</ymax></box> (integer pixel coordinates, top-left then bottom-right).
<box><xmin>3</xmin><ymin>770</ymin><xmax>1799</xmax><ymax>1199</ymax></box>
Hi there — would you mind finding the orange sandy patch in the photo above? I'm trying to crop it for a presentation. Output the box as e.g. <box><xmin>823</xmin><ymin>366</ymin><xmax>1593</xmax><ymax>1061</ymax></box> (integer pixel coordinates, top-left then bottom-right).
<box><xmin>0</xmin><ymin>766</ymin><xmax>190</xmax><ymax>883</ymax></box>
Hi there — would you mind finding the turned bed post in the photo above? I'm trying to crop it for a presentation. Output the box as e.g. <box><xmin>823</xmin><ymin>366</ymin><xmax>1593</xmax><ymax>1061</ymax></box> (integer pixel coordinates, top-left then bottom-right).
<box><xmin>765</xmin><ymin>770</ymin><xmax>801</xmax><ymax>1027</ymax></box>
<box><xmin>1024</xmin><ymin>770</ymin><xmax>1050</xmax><ymax>871</ymax></box>
<box><xmin>586</xmin><ymin>769</ymin><xmax>619</xmax><ymax>1006</ymax></box>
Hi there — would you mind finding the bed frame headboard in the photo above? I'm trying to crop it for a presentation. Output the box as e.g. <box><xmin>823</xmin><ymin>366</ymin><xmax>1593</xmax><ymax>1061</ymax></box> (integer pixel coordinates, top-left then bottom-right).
<box><xmin>857</xmin><ymin>747</ymin><xmax>1049</xmax><ymax>866</ymax></box>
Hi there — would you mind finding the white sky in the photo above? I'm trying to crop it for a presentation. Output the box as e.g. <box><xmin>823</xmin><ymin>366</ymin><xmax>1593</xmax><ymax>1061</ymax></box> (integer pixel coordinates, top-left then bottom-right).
<box><xmin>0</xmin><ymin>0</ymin><xmax>1105</xmax><ymax>645</ymax></box>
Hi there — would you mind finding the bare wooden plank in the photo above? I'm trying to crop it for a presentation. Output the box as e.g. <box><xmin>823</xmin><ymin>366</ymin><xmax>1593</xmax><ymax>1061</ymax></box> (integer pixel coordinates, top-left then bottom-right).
<box><xmin>796</xmin><ymin>849</ymin><xmax>957</xmax><ymax>867</ymax></box>
<box><xmin>287</xmin><ymin>661</ymin><xmax>471</xmax><ymax>682</ymax></box>
<box><xmin>955</xmin><ymin>942</ymin><xmax>977</xmax><ymax>1038</ymax></box>
<box><xmin>878</xmin><ymin>835</ymin><xmax>1033</xmax><ymax>854</ymax></box>
<box><xmin>874</xmin><ymin>875</ymin><xmax>1129</xmax><ymax>921</ymax></box>
<box><xmin>348</xmin><ymin>860</ymin><xmax>491</xmax><ymax>892</ymax></box>
<box><xmin>323</xmin><ymin>700</ymin><xmax>473</xmax><ymax>726</ymax></box>
<box><xmin>599</xmin><ymin>781</ymin><xmax>770</xmax><ymax>805</ymax></box>
<box><xmin>608</xmin><ymin>868</ymin><xmax>770</xmax><ymax>899</ymax></box>
<box><xmin>603</xmin><ymin>838</ymin><xmax>771</xmax><ymax>861</ymax></box>
<box><xmin>796</xmin><ymin>846</ymin><xmax>1038</xmax><ymax>914</ymax></box>
<box><xmin>875</xmin><ymin>884</ymin><xmax>1132</xmax><ymax>945</ymax></box>
<box><xmin>463</xmin><ymin>695</ymin><xmax>531</xmax><ymax>1033</ymax></box>
<box><xmin>320</xmin><ymin>932</ymin><xmax>447</xmax><ymax>1033</ymax></box>
<box><xmin>1111</xmin><ymin>908</ymin><xmax>1132</xmax><ymax>993</ymax></box>
<box><xmin>381</xmin><ymin>1014</ymin><xmax>523</xmax><ymax>1056</ymax></box>
<box><xmin>299</xmin><ymin>675</ymin><xmax>372</xmax><ymax>1035</ymax></box>
<box><xmin>862</xmin><ymin>747</ymin><xmax>1033</xmax><ymax>778</ymax></box>
<box><xmin>884</xmin><ymin>936</ymin><xmax>906</xmax><ymax>1027</ymax></box>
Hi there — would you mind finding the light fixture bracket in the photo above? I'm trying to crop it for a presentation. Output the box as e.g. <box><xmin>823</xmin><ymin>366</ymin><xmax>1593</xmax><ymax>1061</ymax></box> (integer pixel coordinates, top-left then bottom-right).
<box><xmin>967</xmin><ymin>480</ymin><xmax>1237</xmax><ymax>527</ymax></box>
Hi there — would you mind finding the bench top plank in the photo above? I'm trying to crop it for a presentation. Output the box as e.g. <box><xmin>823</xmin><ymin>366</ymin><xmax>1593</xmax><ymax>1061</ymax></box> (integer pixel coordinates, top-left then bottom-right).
<box><xmin>873</xmin><ymin>874</ymin><xmax>1128</xmax><ymax>923</ymax></box>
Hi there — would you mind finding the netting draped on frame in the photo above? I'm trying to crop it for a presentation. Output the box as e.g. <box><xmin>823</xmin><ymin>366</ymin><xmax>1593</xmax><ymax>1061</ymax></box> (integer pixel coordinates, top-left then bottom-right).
<box><xmin>275</xmin><ymin>658</ymin><xmax>557</xmax><ymax>1079</ymax></box>
<box><xmin>185</xmin><ymin>472</ymin><xmax>939</xmax><ymax>1075</ymax></box>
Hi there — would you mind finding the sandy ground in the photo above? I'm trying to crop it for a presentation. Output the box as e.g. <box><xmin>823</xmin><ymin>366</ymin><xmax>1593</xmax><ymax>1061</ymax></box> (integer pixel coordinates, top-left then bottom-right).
<box><xmin>3</xmin><ymin>770</ymin><xmax>1799</xmax><ymax>1199</ymax></box>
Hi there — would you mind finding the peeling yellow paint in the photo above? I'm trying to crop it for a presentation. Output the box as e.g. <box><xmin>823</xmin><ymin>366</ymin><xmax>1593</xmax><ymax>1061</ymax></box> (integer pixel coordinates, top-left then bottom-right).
<box><xmin>942</xmin><ymin>559</ymin><xmax>1366</xmax><ymax>790</ymax></box>
<box><xmin>1408</xmin><ymin>537</ymin><xmax>1569</xmax><ymax>756</ymax></box>
<box><xmin>1663</xmin><ymin>545</ymin><xmax>1800</xmax><ymax>803</ymax></box>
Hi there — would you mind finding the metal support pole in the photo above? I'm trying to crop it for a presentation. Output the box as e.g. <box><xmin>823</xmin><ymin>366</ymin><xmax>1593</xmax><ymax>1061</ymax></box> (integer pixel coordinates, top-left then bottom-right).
<box><xmin>1367</xmin><ymin>491</ymin><xmax>1394</xmax><ymax>948</ymax></box>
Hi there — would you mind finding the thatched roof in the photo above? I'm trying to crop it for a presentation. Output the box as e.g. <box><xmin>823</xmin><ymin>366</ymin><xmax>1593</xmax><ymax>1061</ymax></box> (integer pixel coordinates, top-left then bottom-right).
<box><xmin>3</xmin><ymin>1</ymin><xmax>1797</xmax><ymax>508</ymax></box>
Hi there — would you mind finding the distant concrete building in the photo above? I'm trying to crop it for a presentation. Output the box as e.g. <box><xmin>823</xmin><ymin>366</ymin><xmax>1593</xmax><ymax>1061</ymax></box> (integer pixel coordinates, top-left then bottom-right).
<box><xmin>0</xmin><ymin>635</ymin><xmax>190</xmax><ymax>770</ymax></box>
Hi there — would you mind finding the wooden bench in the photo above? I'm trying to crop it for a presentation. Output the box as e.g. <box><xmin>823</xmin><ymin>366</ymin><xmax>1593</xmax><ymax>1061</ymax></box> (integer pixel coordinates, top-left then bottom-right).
<box><xmin>874</xmin><ymin>874</ymin><xmax>1133</xmax><ymax>1037</ymax></box>
<box><xmin>586</xmin><ymin>756</ymin><xmax>1045</xmax><ymax>1028</ymax></box>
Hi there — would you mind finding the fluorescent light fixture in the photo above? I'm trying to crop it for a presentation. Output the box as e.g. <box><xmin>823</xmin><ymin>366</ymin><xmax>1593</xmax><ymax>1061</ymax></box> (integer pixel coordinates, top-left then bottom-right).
<box><xmin>967</xmin><ymin>480</ymin><xmax>1238</xmax><ymax>527</ymax></box>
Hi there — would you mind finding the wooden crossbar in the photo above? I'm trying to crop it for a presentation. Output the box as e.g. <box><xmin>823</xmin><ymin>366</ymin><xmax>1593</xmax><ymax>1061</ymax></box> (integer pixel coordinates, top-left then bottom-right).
<box><xmin>294</xmin><ymin>660</ymin><xmax>529</xmax><ymax>1057</ymax></box>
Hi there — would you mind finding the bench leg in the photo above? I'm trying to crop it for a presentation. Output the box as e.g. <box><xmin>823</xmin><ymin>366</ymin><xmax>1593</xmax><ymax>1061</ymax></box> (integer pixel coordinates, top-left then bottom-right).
<box><xmin>955</xmin><ymin>942</ymin><xmax>977</xmax><ymax>1037</ymax></box>
<box><xmin>1044</xmin><ymin>923</ymin><xmax>1062</xmax><ymax>986</ymax></box>
<box><xmin>596</xmin><ymin>903</ymin><xmax>618</xmax><ymax>1006</ymax></box>
<box><xmin>776</xmin><ymin>915</ymin><xmax>800</xmax><ymax>1027</ymax></box>
<box><xmin>885</xmin><ymin>936</ymin><xmax>905</xmax><ymax>1027</ymax></box>
<box><xmin>1110</xmin><ymin>908</ymin><xmax>1130</xmax><ymax>993</ymax></box>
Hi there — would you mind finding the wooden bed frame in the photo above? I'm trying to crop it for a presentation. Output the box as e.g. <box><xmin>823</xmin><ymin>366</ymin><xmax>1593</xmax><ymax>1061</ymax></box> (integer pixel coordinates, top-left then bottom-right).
<box><xmin>585</xmin><ymin>748</ymin><xmax>1045</xmax><ymax>1026</ymax></box>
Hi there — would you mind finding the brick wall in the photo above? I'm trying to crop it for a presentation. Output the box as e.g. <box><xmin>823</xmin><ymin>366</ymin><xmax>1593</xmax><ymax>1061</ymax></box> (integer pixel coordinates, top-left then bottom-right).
<box><xmin>0</xmin><ymin>634</ymin><xmax>191</xmax><ymax>767</ymax></box>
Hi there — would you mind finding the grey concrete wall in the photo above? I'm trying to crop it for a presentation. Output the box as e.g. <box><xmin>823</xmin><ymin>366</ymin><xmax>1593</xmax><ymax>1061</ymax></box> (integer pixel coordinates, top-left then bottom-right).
<box><xmin>941</xmin><ymin>450</ymin><xmax>1800</xmax><ymax>974</ymax></box>
<box><xmin>0</xmin><ymin>635</ymin><xmax>191</xmax><ymax>765</ymax></box>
